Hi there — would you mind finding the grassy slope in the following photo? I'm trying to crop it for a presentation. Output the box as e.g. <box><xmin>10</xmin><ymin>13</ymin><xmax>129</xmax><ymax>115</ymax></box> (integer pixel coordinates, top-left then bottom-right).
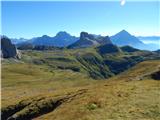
<box><xmin>34</xmin><ymin>60</ymin><xmax>160</xmax><ymax>120</ymax></box>
<box><xmin>2</xmin><ymin>60</ymin><xmax>160</xmax><ymax>120</ymax></box>
<box><xmin>1</xmin><ymin>61</ymin><xmax>94</xmax><ymax>107</ymax></box>
<box><xmin>2</xmin><ymin>48</ymin><xmax>144</xmax><ymax>107</ymax></box>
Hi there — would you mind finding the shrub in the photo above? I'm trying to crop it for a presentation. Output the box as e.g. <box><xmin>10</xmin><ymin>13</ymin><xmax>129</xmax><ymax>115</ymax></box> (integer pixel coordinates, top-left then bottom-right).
<box><xmin>86</xmin><ymin>103</ymin><xmax>98</xmax><ymax>110</ymax></box>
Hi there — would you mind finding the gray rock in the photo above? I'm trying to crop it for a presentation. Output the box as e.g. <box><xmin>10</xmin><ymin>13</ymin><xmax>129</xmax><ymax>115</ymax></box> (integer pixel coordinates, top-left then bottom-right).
<box><xmin>68</xmin><ymin>32</ymin><xmax>112</xmax><ymax>48</ymax></box>
<box><xmin>1</xmin><ymin>36</ymin><xmax>21</xmax><ymax>59</ymax></box>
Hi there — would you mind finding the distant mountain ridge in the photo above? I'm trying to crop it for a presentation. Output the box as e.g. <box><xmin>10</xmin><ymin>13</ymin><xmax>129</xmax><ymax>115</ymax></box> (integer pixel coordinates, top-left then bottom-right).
<box><xmin>111</xmin><ymin>30</ymin><xmax>143</xmax><ymax>46</ymax></box>
<box><xmin>10</xmin><ymin>38</ymin><xmax>28</xmax><ymax>44</ymax></box>
<box><xmin>6</xmin><ymin>30</ymin><xmax>160</xmax><ymax>51</ymax></box>
<box><xmin>14</xmin><ymin>31</ymin><xmax>79</xmax><ymax>47</ymax></box>
<box><xmin>110</xmin><ymin>30</ymin><xmax>159</xmax><ymax>51</ymax></box>
<box><xmin>68</xmin><ymin>32</ymin><xmax>112</xmax><ymax>48</ymax></box>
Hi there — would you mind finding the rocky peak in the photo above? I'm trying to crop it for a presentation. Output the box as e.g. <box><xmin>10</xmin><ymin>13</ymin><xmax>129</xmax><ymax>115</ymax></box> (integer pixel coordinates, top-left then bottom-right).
<box><xmin>80</xmin><ymin>32</ymin><xmax>95</xmax><ymax>41</ymax></box>
<box><xmin>42</xmin><ymin>35</ymin><xmax>50</xmax><ymax>38</ymax></box>
<box><xmin>111</xmin><ymin>30</ymin><xmax>143</xmax><ymax>47</ymax></box>
<box><xmin>117</xmin><ymin>30</ymin><xmax>132</xmax><ymax>37</ymax></box>
<box><xmin>56</xmin><ymin>31</ymin><xmax>71</xmax><ymax>38</ymax></box>
<box><xmin>1</xmin><ymin>36</ymin><xmax>20</xmax><ymax>59</ymax></box>
<box><xmin>68</xmin><ymin>32</ymin><xmax>113</xmax><ymax>49</ymax></box>
<box><xmin>99</xmin><ymin>36</ymin><xmax>112</xmax><ymax>45</ymax></box>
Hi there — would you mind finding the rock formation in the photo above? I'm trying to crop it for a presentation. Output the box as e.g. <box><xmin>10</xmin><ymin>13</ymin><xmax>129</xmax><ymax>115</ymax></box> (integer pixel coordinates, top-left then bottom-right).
<box><xmin>68</xmin><ymin>32</ymin><xmax>112</xmax><ymax>48</ymax></box>
<box><xmin>1</xmin><ymin>36</ymin><xmax>20</xmax><ymax>58</ymax></box>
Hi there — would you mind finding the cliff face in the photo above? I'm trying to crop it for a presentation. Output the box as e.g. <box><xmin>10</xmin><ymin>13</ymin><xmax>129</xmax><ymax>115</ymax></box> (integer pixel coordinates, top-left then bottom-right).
<box><xmin>1</xmin><ymin>36</ymin><xmax>20</xmax><ymax>59</ymax></box>
<box><xmin>68</xmin><ymin>32</ymin><xmax>112</xmax><ymax>48</ymax></box>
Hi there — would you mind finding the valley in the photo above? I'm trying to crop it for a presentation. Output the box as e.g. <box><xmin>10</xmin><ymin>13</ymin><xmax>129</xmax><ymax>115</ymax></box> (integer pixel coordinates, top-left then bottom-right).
<box><xmin>1</xmin><ymin>44</ymin><xmax>160</xmax><ymax>119</ymax></box>
<box><xmin>1</xmin><ymin>1</ymin><xmax>160</xmax><ymax>119</ymax></box>
<box><xmin>2</xmin><ymin>58</ymin><xmax>160</xmax><ymax>120</ymax></box>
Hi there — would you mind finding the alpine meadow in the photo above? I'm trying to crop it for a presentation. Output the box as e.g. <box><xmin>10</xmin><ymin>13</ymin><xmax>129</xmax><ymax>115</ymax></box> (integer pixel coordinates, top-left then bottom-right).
<box><xmin>1</xmin><ymin>1</ymin><xmax>160</xmax><ymax>120</ymax></box>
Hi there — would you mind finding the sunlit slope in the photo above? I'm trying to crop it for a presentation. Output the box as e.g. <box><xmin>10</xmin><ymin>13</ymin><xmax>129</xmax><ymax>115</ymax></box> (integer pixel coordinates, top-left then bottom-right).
<box><xmin>2</xmin><ymin>48</ymin><xmax>158</xmax><ymax>108</ymax></box>
<box><xmin>111</xmin><ymin>60</ymin><xmax>160</xmax><ymax>81</ymax></box>
<box><xmin>1</xmin><ymin>61</ymin><xmax>94</xmax><ymax>107</ymax></box>
<box><xmin>35</xmin><ymin>60</ymin><xmax>160</xmax><ymax>120</ymax></box>
<box><xmin>2</xmin><ymin>60</ymin><xmax>160</xmax><ymax>120</ymax></box>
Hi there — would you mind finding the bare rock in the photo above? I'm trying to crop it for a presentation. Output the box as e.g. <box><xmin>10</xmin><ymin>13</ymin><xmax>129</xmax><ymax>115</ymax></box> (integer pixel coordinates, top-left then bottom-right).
<box><xmin>1</xmin><ymin>36</ymin><xmax>21</xmax><ymax>59</ymax></box>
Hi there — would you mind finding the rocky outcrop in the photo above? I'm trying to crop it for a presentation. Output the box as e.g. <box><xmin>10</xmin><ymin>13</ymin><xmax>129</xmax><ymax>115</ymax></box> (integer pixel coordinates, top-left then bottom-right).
<box><xmin>120</xmin><ymin>45</ymin><xmax>140</xmax><ymax>52</ymax></box>
<box><xmin>68</xmin><ymin>32</ymin><xmax>112</xmax><ymax>49</ymax></box>
<box><xmin>2</xmin><ymin>89</ymin><xmax>87</xmax><ymax>120</ymax></box>
<box><xmin>1</xmin><ymin>36</ymin><xmax>20</xmax><ymax>59</ymax></box>
<box><xmin>97</xmin><ymin>44</ymin><xmax>121</xmax><ymax>54</ymax></box>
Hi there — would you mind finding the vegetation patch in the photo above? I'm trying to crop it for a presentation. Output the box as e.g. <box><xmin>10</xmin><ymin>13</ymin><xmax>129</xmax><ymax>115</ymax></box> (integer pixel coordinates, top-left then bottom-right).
<box><xmin>86</xmin><ymin>103</ymin><xmax>98</xmax><ymax>110</ymax></box>
<box><xmin>2</xmin><ymin>89</ymin><xmax>87</xmax><ymax>120</ymax></box>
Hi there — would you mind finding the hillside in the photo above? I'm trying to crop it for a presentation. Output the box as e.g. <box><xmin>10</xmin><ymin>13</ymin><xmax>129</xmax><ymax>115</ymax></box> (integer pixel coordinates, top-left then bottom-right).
<box><xmin>3</xmin><ymin>44</ymin><xmax>159</xmax><ymax>80</ymax></box>
<box><xmin>120</xmin><ymin>45</ymin><xmax>140</xmax><ymax>52</ymax></box>
<box><xmin>2</xmin><ymin>1</ymin><xmax>159</xmax><ymax>120</ymax></box>
<box><xmin>2</xmin><ymin>60</ymin><xmax>160</xmax><ymax>120</ymax></box>
<box><xmin>1</xmin><ymin>43</ymin><xmax>160</xmax><ymax>120</ymax></box>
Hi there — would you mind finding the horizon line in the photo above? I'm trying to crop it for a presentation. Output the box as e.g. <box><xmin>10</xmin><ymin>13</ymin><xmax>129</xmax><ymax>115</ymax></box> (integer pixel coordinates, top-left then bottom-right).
<box><xmin>2</xmin><ymin>31</ymin><xmax>160</xmax><ymax>39</ymax></box>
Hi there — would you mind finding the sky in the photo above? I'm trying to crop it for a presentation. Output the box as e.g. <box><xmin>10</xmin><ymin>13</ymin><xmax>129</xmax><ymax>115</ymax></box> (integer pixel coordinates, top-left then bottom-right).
<box><xmin>1</xmin><ymin>0</ymin><xmax>160</xmax><ymax>39</ymax></box>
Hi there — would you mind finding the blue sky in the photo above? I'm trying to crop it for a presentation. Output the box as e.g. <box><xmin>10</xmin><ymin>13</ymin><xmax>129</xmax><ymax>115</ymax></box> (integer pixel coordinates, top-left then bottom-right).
<box><xmin>1</xmin><ymin>1</ymin><xmax>160</xmax><ymax>39</ymax></box>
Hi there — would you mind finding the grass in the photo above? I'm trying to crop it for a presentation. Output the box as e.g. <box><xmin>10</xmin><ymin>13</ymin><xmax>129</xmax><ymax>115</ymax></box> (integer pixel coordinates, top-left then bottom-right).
<box><xmin>1</xmin><ymin>61</ymin><xmax>95</xmax><ymax>107</ymax></box>
<box><xmin>33</xmin><ymin>80</ymin><xmax>160</xmax><ymax>120</ymax></box>
<box><xmin>2</xmin><ymin>60</ymin><xmax>160</xmax><ymax>120</ymax></box>
<box><xmin>1</xmin><ymin>48</ymin><xmax>160</xmax><ymax>120</ymax></box>
<box><xmin>39</xmin><ymin>60</ymin><xmax>159</xmax><ymax>120</ymax></box>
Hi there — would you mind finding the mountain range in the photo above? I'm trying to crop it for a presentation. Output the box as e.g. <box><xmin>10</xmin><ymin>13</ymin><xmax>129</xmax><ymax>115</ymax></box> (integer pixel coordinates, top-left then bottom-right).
<box><xmin>2</xmin><ymin>31</ymin><xmax>160</xmax><ymax>120</ymax></box>
<box><xmin>10</xmin><ymin>38</ymin><xmax>28</xmax><ymax>44</ymax></box>
<box><xmin>7</xmin><ymin>30</ymin><xmax>160</xmax><ymax>51</ymax></box>
<box><xmin>16</xmin><ymin>31</ymin><xmax>78</xmax><ymax>47</ymax></box>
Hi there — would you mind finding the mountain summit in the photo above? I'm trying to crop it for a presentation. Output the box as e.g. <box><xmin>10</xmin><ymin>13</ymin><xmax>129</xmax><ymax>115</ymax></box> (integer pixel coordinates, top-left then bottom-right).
<box><xmin>55</xmin><ymin>31</ymin><xmax>72</xmax><ymax>39</ymax></box>
<box><xmin>68</xmin><ymin>32</ymin><xmax>112</xmax><ymax>48</ymax></box>
<box><xmin>53</xmin><ymin>31</ymin><xmax>78</xmax><ymax>46</ymax></box>
<box><xmin>17</xmin><ymin>31</ymin><xmax>78</xmax><ymax>47</ymax></box>
<box><xmin>111</xmin><ymin>30</ymin><xmax>143</xmax><ymax>47</ymax></box>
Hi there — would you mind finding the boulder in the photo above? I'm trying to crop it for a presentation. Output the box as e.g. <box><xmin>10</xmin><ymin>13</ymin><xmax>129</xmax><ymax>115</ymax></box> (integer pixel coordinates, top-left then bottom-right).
<box><xmin>1</xmin><ymin>36</ymin><xmax>20</xmax><ymax>59</ymax></box>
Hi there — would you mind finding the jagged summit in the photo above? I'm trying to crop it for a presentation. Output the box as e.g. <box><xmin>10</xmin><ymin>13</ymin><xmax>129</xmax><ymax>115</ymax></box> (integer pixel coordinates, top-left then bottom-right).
<box><xmin>68</xmin><ymin>32</ymin><xmax>112</xmax><ymax>48</ymax></box>
<box><xmin>80</xmin><ymin>32</ymin><xmax>95</xmax><ymax>41</ymax></box>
